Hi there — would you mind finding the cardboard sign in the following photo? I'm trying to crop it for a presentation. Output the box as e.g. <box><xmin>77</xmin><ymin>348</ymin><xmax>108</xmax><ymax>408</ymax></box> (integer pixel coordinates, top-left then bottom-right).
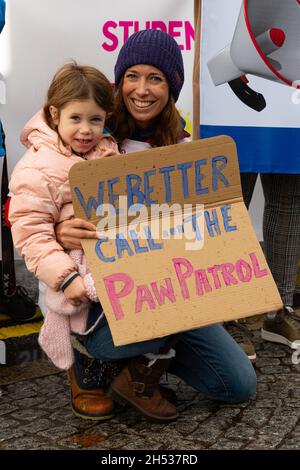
<box><xmin>69</xmin><ymin>136</ymin><xmax>282</xmax><ymax>346</ymax></box>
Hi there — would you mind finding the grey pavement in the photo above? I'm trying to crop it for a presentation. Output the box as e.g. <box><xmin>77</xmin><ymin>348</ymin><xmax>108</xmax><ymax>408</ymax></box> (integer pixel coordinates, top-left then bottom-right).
<box><xmin>0</xmin><ymin>262</ymin><xmax>300</xmax><ymax>450</ymax></box>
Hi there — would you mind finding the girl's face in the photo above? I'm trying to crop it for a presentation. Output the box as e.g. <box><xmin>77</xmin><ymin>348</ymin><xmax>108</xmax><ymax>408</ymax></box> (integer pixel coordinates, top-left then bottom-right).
<box><xmin>50</xmin><ymin>99</ymin><xmax>106</xmax><ymax>155</ymax></box>
<box><xmin>122</xmin><ymin>64</ymin><xmax>169</xmax><ymax>128</ymax></box>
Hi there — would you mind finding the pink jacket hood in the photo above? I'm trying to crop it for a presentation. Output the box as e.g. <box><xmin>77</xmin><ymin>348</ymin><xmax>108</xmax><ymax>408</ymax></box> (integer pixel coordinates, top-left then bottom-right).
<box><xmin>20</xmin><ymin>110</ymin><xmax>73</xmax><ymax>157</ymax></box>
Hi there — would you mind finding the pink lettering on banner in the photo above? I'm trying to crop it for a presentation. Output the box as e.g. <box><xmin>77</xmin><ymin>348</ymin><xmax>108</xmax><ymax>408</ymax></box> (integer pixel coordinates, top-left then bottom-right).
<box><xmin>135</xmin><ymin>285</ymin><xmax>156</xmax><ymax>313</ymax></box>
<box><xmin>151</xmin><ymin>21</ymin><xmax>167</xmax><ymax>33</ymax></box>
<box><xmin>103</xmin><ymin>252</ymin><xmax>269</xmax><ymax>320</ymax></box>
<box><xmin>249</xmin><ymin>252</ymin><xmax>268</xmax><ymax>278</ymax></box>
<box><xmin>173</xmin><ymin>258</ymin><xmax>193</xmax><ymax>300</ymax></box>
<box><xmin>220</xmin><ymin>262</ymin><xmax>238</xmax><ymax>286</ymax></box>
<box><xmin>150</xmin><ymin>278</ymin><xmax>176</xmax><ymax>305</ymax></box>
<box><xmin>236</xmin><ymin>259</ymin><xmax>253</xmax><ymax>283</ymax></box>
<box><xmin>119</xmin><ymin>21</ymin><xmax>134</xmax><ymax>42</ymax></box>
<box><xmin>169</xmin><ymin>21</ymin><xmax>182</xmax><ymax>46</ymax></box>
<box><xmin>102</xmin><ymin>21</ymin><xmax>118</xmax><ymax>52</ymax></box>
<box><xmin>207</xmin><ymin>265</ymin><xmax>222</xmax><ymax>289</ymax></box>
<box><xmin>194</xmin><ymin>269</ymin><xmax>212</xmax><ymax>296</ymax></box>
<box><xmin>101</xmin><ymin>20</ymin><xmax>195</xmax><ymax>52</ymax></box>
<box><xmin>184</xmin><ymin>21</ymin><xmax>194</xmax><ymax>50</ymax></box>
<box><xmin>104</xmin><ymin>272</ymin><xmax>134</xmax><ymax>320</ymax></box>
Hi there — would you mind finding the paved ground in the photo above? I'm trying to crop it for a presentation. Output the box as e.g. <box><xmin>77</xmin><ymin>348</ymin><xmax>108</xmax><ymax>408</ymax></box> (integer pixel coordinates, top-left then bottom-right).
<box><xmin>0</xmin><ymin>262</ymin><xmax>300</xmax><ymax>450</ymax></box>
<box><xmin>1</xmin><ymin>326</ymin><xmax>300</xmax><ymax>450</ymax></box>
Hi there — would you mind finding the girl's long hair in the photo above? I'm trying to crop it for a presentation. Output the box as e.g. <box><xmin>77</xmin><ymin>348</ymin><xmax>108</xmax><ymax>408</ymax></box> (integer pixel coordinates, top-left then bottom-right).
<box><xmin>107</xmin><ymin>78</ymin><xmax>182</xmax><ymax>147</ymax></box>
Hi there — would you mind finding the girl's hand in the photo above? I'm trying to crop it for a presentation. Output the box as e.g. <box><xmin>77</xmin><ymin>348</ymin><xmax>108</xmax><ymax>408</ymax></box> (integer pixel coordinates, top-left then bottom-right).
<box><xmin>63</xmin><ymin>276</ymin><xmax>90</xmax><ymax>306</ymax></box>
<box><xmin>100</xmin><ymin>147</ymin><xmax>118</xmax><ymax>158</ymax></box>
<box><xmin>55</xmin><ymin>218</ymin><xmax>97</xmax><ymax>249</ymax></box>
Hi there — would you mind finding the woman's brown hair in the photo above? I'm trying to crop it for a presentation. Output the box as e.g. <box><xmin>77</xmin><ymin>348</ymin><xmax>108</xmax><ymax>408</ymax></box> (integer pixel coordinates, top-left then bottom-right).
<box><xmin>107</xmin><ymin>77</ymin><xmax>182</xmax><ymax>147</ymax></box>
<box><xmin>44</xmin><ymin>62</ymin><xmax>114</xmax><ymax>129</ymax></box>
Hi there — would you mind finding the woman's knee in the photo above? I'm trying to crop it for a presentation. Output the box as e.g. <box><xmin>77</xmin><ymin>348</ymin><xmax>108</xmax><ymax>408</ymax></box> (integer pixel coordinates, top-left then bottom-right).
<box><xmin>227</xmin><ymin>363</ymin><xmax>257</xmax><ymax>403</ymax></box>
<box><xmin>85</xmin><ymin>332</ymin><xmax>175</xmax><ymax>361</ymax></box>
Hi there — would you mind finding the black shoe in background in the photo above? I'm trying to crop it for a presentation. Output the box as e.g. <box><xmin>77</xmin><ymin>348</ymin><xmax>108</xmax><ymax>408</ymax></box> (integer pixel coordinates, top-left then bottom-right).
<box><xmin>293</xmin><ymin>292</ymin><xmax>300</xmax><ymax>309</ymax></box>
<box><xmin>0</xmin><ymin>285</ymin><xmax>41</xmax><ymax>322</ymax></box>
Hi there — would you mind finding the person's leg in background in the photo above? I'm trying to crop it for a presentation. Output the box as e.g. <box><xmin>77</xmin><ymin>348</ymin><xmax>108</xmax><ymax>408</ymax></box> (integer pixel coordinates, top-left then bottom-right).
<box><xmin>225</xmin><ymin>173</ymin><xmax>258</xmax><ymax>364</ymax></box>
<box><xmin>294</xmin><ymin>262</ymin><xmax>300</xmax><ymax>308</ymax></box>
<box><xmin>240</xmin><ymin>173</ymin><xmax>258</xmax><ymax>209</ymax></box>
<box><xmin>260</xmin><ymin>174</ymin><xmax>300</xmax><ymax>349</ymax></box>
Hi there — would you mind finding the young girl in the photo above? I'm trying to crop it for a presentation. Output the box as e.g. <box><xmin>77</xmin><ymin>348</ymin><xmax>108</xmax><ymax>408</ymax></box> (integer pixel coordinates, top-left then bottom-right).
<box><xmin>8</xmin><ymin>62</ymin><xmax>118</xmax><ymax>374</ymax></box>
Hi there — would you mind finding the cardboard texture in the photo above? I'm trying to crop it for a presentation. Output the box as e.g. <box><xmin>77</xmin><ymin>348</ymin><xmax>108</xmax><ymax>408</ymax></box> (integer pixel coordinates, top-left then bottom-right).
<box><xmin>69</xmin><ymin>136</ymin><xmax>282</xmax><ymax>346</ymax></box>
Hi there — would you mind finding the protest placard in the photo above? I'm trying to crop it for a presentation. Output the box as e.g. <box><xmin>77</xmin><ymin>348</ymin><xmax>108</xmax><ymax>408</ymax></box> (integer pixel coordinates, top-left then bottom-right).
<box><xmin>69</xmin><ymin>136</ymin><xmax>282</xmax><ymax>346</ymax></box>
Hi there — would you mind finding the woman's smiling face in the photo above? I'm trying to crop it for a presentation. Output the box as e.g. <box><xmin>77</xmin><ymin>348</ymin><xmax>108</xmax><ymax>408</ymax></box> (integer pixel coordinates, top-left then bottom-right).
<box><xmin>122</xmin><ymin>64</ymin><xmax>169</xmax><ymax>128</ymax></box>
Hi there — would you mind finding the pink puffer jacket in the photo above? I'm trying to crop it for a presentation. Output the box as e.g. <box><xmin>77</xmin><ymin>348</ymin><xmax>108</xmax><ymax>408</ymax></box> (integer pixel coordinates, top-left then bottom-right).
<box><xmin>9</xmin><ymin>109</ymin><xmax>118</xmax><ymax>290</ymax></box>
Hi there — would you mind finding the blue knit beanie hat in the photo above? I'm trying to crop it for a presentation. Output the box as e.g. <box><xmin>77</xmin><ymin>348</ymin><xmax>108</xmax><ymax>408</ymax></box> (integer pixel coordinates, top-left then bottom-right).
<box><xmin>114</xmin><ymin>29</ymin><xmax>184</xmax><ymax>102</ymax></box>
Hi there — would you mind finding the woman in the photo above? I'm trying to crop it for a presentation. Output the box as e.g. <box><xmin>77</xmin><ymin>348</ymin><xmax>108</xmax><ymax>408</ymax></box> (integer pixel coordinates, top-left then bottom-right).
<box><xmin>56</xmin><ymin>29</ymin><xmax>257</xmax><ymax>422</ymax></box>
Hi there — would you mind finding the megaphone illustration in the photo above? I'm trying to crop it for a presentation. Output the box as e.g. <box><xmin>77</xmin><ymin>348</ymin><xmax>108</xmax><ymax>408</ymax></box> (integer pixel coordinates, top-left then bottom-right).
<box><xmin>207</xmin><ymin>0</ymin><xmax>300</xmax><ymax>111</ymax></box>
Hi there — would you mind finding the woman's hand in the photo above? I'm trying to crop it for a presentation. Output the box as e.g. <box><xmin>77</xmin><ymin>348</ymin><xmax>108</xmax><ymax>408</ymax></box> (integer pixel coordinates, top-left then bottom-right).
<box><xmin>63</xmin><ymin>276</ymin><xmax>90</xmax><ymax>306</ymax></box>
<box><xmin>55</xmin><ymin>218</ymin><xmax>97</xmax><ymax>250</ymax></box>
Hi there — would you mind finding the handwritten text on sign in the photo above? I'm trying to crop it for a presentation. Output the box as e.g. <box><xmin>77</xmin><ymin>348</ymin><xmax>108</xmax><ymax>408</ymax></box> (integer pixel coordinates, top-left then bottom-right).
<box><xmin>69</xmin><ymin>137</ymin><xmax>282</xmax><ymax>346</ymax></box>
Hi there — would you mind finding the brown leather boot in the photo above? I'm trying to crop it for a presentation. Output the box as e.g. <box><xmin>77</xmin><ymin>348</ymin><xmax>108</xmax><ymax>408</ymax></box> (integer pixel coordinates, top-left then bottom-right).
<box><xmin>111</xmin><ymin>353</ymin><xmax>178</xmax><ymax>422</ymax></box>
<box><xmin>68</xmin><ymin>351</ymin><xmax>114</xmax><ymax>421</ymax></box>
<box><xmin>159</xmin><ymin>385</ymin><xmax>176</xmax><ymax>404</ymax></box>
